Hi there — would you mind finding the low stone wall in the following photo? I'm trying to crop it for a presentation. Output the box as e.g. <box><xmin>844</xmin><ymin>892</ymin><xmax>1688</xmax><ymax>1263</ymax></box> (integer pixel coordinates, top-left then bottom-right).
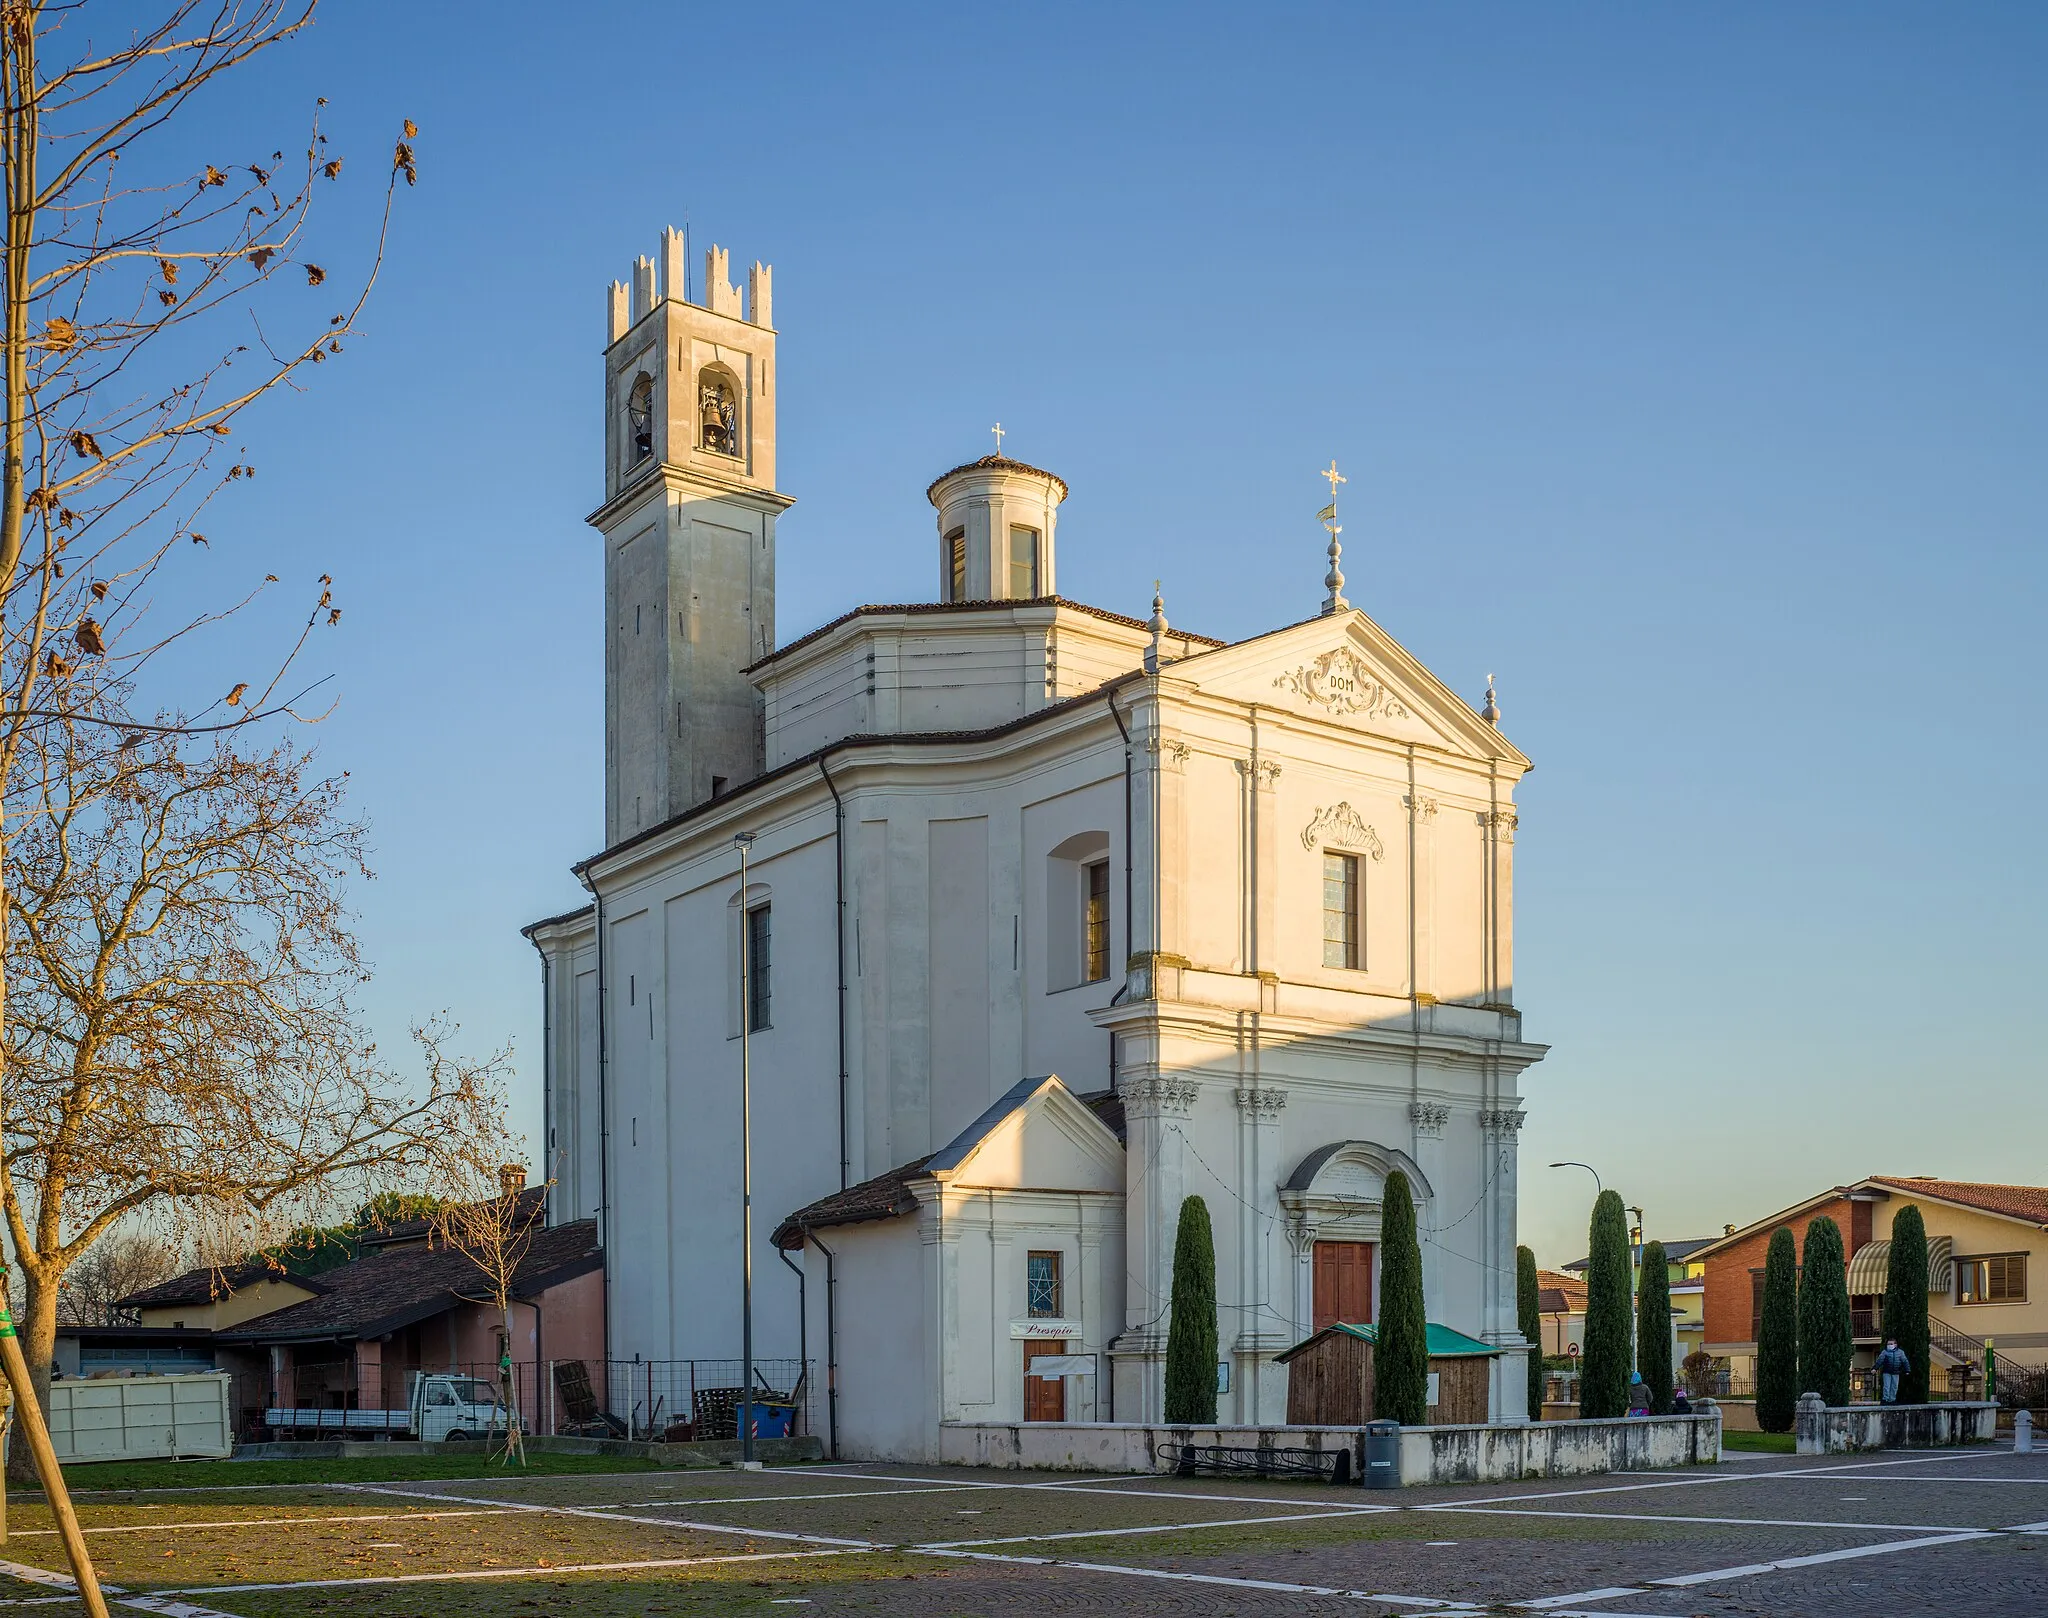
<box><xmin>940</xmin><ymin>1422</ymin><xmax>1360</xmax><ymax>1475</ymax></box>
<box><xmin>942</xmin><ymin>1408</ymin><xmax>1720</xmax><ymax>1486</ymax></box>
<box><xmin>1402</xmin><ymin>1409</ymin><xmax>1720</xmax><ymax>1484</ymax></box>
<box><xmin>1794</xmin><ymin>1396</ymin><xmax>1996</xmax><ymax>1455</ymax></box>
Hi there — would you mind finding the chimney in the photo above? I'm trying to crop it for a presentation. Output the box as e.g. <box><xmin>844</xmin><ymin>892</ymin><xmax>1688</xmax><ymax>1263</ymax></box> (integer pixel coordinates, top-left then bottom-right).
<box><xmin>499</xmin><ymin>1164</ymin><xmax>527</xmax><ymax>1198</ymax></box>
<box><xmin>1723</xmin><ymin>1223</ymin><xmax>1736</xmax><ymax>1236</ymax></box>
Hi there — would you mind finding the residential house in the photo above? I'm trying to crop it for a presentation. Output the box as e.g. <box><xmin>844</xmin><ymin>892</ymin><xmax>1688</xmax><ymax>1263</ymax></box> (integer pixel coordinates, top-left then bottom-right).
<box><xmin>1536</xmin><ymin>1268</ymin><xmax>1586</xmax><ymax>1358</ymax></box>
<box><xmin>1696</xmin><ymin>1175</ymin><xmax>2048</xmax><ymax>1392</ymax></box>
<box><xmin>111</xmin><ymin>1185</ymin><xmax>604</xmax><ymax>1438</ymax></box>
<box><xmin>1561</xmin><ymin>1238</ymin><xmax>1713</xmax><ymax>1365</ymax></box>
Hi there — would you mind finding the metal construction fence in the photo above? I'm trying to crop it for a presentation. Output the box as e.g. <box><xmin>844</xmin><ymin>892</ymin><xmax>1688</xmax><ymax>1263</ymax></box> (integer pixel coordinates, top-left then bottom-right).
<box><xmin>251</xmin><ymin>1358</ymin><xmax>813</xmax><ymax>1443</ymax></box>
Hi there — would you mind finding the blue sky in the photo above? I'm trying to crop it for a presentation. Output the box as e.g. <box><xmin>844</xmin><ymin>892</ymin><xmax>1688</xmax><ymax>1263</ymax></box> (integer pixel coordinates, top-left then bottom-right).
<box><xmin>156</xmin><ymin>3</ymin><xmax>2043</xmax><ymax>1267</ymax></box>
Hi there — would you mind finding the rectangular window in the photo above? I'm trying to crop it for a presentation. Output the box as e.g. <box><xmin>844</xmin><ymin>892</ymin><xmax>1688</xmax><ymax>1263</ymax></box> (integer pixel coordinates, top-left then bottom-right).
<box><xmin>745</xmin><ymin>903</ymin><xmax>772</xmax><ymax>1032</ymax></box>
<box><xmin>1957</xmin><ymin>1253</ymin><xmax>2027</xmax><ymax>1304</ymax></box>
<box><xmin>947</xmin><ymin>529</ymin><xmax>966</xmax><ymax>602</ymax></box>
<box><xmin>1008</xmin><ymin>526</ymin><xmax>1039</xmax><ymax>598</ymax></box>
<box><xmin>1322</xmin><ymin>851</ymin><xmax>1360</xmax><ymax>969</ymax></box>
<box><xmin>1083</xmin><ymin>860</ymin><xmax>1110</xmax><ymax>982</ymax></box>
<box><xmin>1027</xmin><ymin>1251</ymin><xmax>1062</xmax><ymax>1318</ymax></box>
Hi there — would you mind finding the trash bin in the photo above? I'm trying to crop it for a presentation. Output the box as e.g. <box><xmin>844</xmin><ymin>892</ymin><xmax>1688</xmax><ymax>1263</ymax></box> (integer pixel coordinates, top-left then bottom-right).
<box><xmin>1363</xmin><ymin>1420</ymin><xmax>1401</xmax><ymax>1489</ymax></box>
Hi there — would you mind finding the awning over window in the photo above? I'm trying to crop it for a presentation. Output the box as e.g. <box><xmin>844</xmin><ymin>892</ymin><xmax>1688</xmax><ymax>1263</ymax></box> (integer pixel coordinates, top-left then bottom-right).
<box><xmin>1845</xmin><ymin>1235</ymin><xmax>1954</xmax><ymax>1296</ymax></box>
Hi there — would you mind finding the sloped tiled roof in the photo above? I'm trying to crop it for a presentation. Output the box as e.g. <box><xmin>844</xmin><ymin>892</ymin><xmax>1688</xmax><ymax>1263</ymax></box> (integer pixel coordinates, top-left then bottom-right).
<box><xmin>1537</xmin><ymin>1268</ymin><xmax>1587</xmax><ymax>1315</ymax></box>
<box><xmin>215</xmin><ymin>1219</ymin><xmax>601</xmax><ymax>1343</ymax></box>
<box><xmin>119</xmin><ymin>1260</ymin><xmax>321</xmax><ymax>1311</ymax></box>
<box><xmin>1562</xmin><ymin>1237</ymin><xmax>1718</xmax><ymax>1273</ymax></box>
<box><xmin>772</xmin><ymin>1157</ymin><xmax>933</xmax><ymax>1249</ymax></box>
<box><xmin>1867</xmin><ymin>1176</ymin><xmax>2048</xmax><ymax>1228</ymax></box>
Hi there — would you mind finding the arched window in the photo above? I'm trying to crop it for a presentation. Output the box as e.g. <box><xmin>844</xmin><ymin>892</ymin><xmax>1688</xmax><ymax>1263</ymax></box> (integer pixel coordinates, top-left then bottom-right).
<box><xmin>626</xmin><ymin>374</ymin><xmax>653</xmax><ymax>462</ymax></box>
<box><xmin>699</xmin><ymin>370</ymin><xmax>739</xmax><ymax>455</ymax></box>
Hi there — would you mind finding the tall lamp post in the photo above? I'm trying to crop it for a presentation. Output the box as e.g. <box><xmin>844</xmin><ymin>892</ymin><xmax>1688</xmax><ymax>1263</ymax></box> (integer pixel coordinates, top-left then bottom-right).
<box><xmin>735</xmin><ymin>831</ymin><xmax>758</xmax><ymax>1468</ymax></box>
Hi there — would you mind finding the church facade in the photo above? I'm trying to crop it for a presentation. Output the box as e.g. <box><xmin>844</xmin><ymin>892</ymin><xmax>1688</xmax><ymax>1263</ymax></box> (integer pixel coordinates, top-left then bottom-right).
<box><xmin>527</xmin><ymin>225</ymin><xmax>1546</xmax><ymax>1460</ymax></box>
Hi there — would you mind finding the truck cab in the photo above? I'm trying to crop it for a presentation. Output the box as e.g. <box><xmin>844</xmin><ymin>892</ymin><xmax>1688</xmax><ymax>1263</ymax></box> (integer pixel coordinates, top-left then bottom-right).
<box><xmin>409</xmin><ymin>1373</ymin><xmax>505</xmax><ymax>1442</ymax></box>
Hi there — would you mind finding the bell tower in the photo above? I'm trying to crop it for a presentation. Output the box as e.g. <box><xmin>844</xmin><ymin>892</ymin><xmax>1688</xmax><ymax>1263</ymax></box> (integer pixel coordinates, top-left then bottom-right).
<box><xmin>593</xmin><ymin>226</ymin><xmax>792</xmax><ymax>845</ymax></box>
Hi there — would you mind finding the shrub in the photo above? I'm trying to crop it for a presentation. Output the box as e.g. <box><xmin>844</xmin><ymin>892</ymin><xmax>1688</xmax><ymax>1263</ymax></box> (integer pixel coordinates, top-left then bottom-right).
<box><xmin>1579</xmin><ymin>1190</ymin><xmax>1633</xmax><ymax>1419</ymax></box>
<box><xmin>1636</xmin><ymin>1239</ymin><xmax>1674</xmax><ymax>1415</ymax></box>
<box><xmin>1163</xmin><ymin>1195</ymin><xmax>1218</xmax><ymax>1424</ymax></box>
<box><xmin>1882</xmin><ymin>1205</ymin><xmax>1931</xmax><ymax>1406</ymax></box>
<box><xmin>1681</xmin><ymin>1348</ymin><xmax>1717</xmax><ymax>1397</ymax></box>
<box><xmin>1517</xmin><ymin>1244</ymin><xmax>1544</xmax><ymax>1418</ymax></box>
<box><xmin>1374</xmin><ymin>1169</ymin><xmax>1429</xmax><ymax>1425</ymax></box>
<box><xmin>1798</xmin><ymin>1216</ymin><xmax>1852</xmax><ymax>1407</ymax></box>
<box><xmin>1755</xmin><ymin>1226</ymin><xmax>1799</xmax><ymax>1432</ymax></box>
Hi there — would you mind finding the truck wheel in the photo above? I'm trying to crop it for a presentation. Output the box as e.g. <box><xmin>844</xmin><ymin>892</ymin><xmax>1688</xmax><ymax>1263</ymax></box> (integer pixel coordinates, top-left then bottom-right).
<box><xmin>443</xmin><ymin>1429</ymin><xmax>474</xmax><ymax>1442</ymax></box>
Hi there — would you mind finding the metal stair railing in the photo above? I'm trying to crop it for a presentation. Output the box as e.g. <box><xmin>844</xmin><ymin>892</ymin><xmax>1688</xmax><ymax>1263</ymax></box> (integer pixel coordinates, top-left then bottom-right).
<box><xmin>1928</xmin><ymin>1314</ymin><xmax>1988</xmax><ymax>1366</ymax></box>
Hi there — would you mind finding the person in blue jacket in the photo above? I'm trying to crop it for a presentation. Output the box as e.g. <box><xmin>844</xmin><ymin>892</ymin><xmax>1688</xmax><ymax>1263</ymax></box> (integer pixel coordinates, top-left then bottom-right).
<box><xmin>1874</xmin><ymin>1339</ymin><xmax>1911</xmax><ymax>1404</ymax></box>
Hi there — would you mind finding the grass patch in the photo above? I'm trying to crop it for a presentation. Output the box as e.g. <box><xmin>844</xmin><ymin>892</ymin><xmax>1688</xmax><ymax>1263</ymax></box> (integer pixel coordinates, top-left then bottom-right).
<box><xmin>1720</xmin><ymin>1429</ymin><xmax>1795</xmax><ymax>1453</ymax></box>
<box><xmin>33</xmin><ymin>1450</ymin><xmax>687</xmax><ymax>1495</ymax></box>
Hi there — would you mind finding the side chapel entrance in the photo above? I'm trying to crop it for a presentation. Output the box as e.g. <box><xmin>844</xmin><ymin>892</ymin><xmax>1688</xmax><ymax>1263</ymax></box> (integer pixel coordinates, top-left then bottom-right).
<box><xmin>1023</xmin><ymin>1340</ymin><xmax>1068</xmax><ymax>1421</ymax></box>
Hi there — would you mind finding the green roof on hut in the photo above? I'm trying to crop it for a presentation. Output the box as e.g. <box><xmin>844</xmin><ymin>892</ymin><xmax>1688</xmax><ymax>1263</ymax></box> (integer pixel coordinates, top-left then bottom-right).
<box><xmin>1274</xmin><ymin>1321</ymin><xmax>1499</xmax><ymax>1363</ymax></box>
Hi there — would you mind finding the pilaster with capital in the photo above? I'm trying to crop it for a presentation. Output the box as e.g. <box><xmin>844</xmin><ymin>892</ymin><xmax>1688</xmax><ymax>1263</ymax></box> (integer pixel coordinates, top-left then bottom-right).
<box><xmin>1478</xmin><ymin>1107</ymin><xmax>1527</xmax><ymax>1343</ymax></box>
<box><xmin>1110</xmin><ymin>1064</ymin><xmax>1198</xmax><ymax>1424</ymax></box>
<box><xmin>1231</xmin><ymin>1081</ymin><xmax>1288</xmax><ymax>1421</ymax></box>
<box><xmin>1410</xmin><ymin>1101</ymin><xmax>1451</xmax><ymax>1320</ymax></box>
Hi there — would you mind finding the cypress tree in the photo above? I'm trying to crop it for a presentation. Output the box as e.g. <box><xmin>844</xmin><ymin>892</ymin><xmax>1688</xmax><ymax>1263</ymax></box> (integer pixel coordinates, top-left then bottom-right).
<box><xmin>1882</xmin><ymin>1205</ymin><xmax>1931</xmax><ymax>1405</ymax></box>
<box><xmin>1797</xmin><ymin>1216</ymin><xmax>1852</xmax><ymax>1408</ymax></box>
<box><xmin>1756</xmin><ymin>1226</ymin><xmax>1800</xmax><ymax>1432</ymax></box>
<box><xmin>1579</xmin><ymin>1190</ymin><xmax>1633</xmax><ymax>1419</ymax></box>
<box><xmin>1163</xmin><ymin>1195</ymin><xmax>1218</xmax><ymax>1424</ymax></box>
<box><xmin>1636</xmin><ymin>1239</ymin><xmax>1674</xmax><ymax>1415</ymax></box>
<box><xmin>1517</xmin><ymin>1244</ymin><xmax>1544</xmax><ymax>1420</ymax></box>
<box><xmin>1374</xmin><ymin>1169</ymin><xmax>1429</xmax><ymax>1425</ymax></box>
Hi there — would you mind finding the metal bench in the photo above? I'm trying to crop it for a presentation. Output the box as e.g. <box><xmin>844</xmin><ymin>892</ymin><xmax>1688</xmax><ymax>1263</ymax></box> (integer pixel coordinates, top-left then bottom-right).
<box><xmin>1162</xmin><ymin>1441</ymin><xmax>1352</xmax><ymax>1485</ymax></box>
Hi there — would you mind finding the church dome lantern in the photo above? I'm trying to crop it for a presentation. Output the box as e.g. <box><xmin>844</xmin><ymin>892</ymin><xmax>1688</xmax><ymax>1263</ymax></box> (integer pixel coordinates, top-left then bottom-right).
<box><xmin>927</xmin><ymin>445</ymin><xmax>1066</xmax><ymax>603</ymax></box>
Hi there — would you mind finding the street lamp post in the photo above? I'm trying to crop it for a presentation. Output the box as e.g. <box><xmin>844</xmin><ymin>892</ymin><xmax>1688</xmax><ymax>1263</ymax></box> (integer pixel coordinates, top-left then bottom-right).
<box><xmin>735</xmin><ymin>832</ymin><xmax>758</xmax><ymax>1468</ymax></box>
<box><xmin>1548</xmin><ymin>1161</ymin><xmax>1602</xmax><ymax>1199</ymax></box>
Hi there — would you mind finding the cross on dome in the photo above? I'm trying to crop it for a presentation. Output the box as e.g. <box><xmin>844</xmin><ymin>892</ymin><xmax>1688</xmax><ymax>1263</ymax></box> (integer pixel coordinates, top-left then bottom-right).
<box><xmin>991</xmin><ymin>422</ymin><xmax>1005</xmax><ymax>455</ymax></box>
<box><xmin>1321</xmin><ymin>459</ymin><xmax>1346</xmax><ymax>500</ymax></box>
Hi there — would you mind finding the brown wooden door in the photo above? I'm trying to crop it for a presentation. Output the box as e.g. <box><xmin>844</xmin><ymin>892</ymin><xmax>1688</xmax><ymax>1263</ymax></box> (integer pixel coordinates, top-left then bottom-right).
<box><xmin>1313</xmin><ymin>1241</ymin><xmax>1375</xmax><ymax>1332</ymax></box>
<box><xmin>1023</xmin><ymin>1340</ymin><xmax>1068</xmax><ymax>1422</ymax></box>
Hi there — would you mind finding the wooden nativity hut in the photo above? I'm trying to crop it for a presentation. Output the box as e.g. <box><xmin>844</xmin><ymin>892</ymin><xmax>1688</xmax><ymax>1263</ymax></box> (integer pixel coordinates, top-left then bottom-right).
<box><xmin>1276</xmin><ymin>1321</ymin><xmax>1502</xmax><ymax>1426</ymax></box>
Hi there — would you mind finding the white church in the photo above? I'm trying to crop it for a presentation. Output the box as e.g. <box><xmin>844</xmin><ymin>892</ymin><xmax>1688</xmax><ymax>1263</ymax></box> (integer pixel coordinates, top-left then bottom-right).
<box><xmin>526</xmin><ymin>224</ymin><xmax>1547</xmax><ymax>1460</ymax></box>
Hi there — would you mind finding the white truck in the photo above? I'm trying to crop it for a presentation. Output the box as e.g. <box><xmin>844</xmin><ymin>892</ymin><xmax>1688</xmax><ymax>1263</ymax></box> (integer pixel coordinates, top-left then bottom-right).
<box><xmin>263</xmin><ymin>1372</ymin><xmax>508</xmax><ymax>1442</ymax></box>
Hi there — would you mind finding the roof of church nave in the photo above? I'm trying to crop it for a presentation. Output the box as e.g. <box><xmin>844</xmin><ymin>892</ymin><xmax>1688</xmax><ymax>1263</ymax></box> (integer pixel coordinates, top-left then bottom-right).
<box><xmin>740</xmin><ymin>594</ymin><xmax>1226</xmax><ymax>675</ymax></box>
<box><xmin>924</xmin><ymin>452</ymin><xmax>1069</xmax><ymax>503</ymax></box>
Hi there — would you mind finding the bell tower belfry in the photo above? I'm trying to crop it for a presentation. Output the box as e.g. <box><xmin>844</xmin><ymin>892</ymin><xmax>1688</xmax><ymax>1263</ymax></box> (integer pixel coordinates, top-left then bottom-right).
<box><xmin>593</xmin><ymin>225</ymin><xmax>791</xmax><ymax>844</ymax></box>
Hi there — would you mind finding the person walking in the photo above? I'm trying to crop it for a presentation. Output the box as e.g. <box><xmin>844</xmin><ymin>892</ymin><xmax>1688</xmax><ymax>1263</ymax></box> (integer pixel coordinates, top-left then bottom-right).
<box><xmin>1625</xmin><ymin>1371</ymin><xmax>1651</xmax><ymax>1416</ymax></box>
<box><xmin>1875</xmin><ymin>1338</ymin><xmax>1910</xmax><ymax>1405</ymax></box>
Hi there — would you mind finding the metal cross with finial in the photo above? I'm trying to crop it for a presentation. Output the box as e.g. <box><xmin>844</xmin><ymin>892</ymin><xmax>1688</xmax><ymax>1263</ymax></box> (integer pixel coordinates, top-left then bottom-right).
<box><xmin>991</xmin><ymin>422</ymin><xmax>1005</xmax><ymax>455</ymax></box>
<box><xmin>1321</xmin><ymin>459</ymin><xmax>1346</xmax><ymax>503</ymax></box>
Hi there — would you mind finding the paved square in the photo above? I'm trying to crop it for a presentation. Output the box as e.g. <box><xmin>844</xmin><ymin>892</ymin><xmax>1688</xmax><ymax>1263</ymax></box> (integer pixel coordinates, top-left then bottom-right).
<box><xmin>2</xmin><ymin>1445</ymin><xmax>2043</xmax><ymax>1616</ymax></box>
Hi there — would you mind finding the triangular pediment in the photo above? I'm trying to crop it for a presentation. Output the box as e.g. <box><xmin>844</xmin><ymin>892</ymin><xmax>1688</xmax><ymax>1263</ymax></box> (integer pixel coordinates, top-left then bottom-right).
<box><xmin>1170</xmin><ymin>611</ymin><xmax>1528</xmax><ymax>767</ymax></box>
<box><xmin>931</xmin><ymin>1075</ymin><xmax>1124</xmax><ymax>1193</ymax></box>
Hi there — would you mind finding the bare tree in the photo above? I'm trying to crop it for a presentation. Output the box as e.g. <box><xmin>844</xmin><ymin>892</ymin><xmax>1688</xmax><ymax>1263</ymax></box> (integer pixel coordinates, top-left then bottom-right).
<box><xmin>54</xmin><ymin>1223</ymin><xmax>179</xmax><ymax>1325</ymax></box>
<box><xmin>426</xmin><ymin>1079</ymin><xmax>541</xmax><ymax>1466</ymax></box>
<box><xmin>0</xmin><ymin>7</ymin><xmax>416</xmax><ymax>1602</ymax></box>
<box><xmin>5</xmin><ymin>702</ymin><xmax>493</xmax><ymax>1414</ymax></box>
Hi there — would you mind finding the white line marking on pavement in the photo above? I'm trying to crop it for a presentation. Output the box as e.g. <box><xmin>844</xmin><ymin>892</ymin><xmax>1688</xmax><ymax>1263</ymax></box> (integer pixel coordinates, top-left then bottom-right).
<box><xmin>0</xmin><ymin>1555</ymin><xmax>241</xmax><ymax>1618</ymax></box>
<box><xmin>919</xmin><ymin>1507</ymin><xmax>1375</xmax><ymax>1549</ymax></box>
<box><xmin>1515</xmin><ymin>1588</ymin><xmax>1645</xmax><ymax>1609</ymax></box>
<box><xmin>1646</xmin><ymin>1529</ymin><xmax>1995</xmax><ymax>1587</ymax></box>
<box><xmin>6</xmin><ymin>1508</ymin><xmax>510</xmax><ymax>1539</ymax></box>
<box><xmin>168</xmin><ymin>1546</ymin><xmax>854</xmax><ymax>1595</ymax></box>
<box><xmin>336</xmin><ymin>1482</ymin><xmax>877</xmax><ymax>1548</ymax></box>
<box><xmin>1435</xmin><ymin>1505</ymin><xmax>1982</xmax><ymax>1533</ymax></box>
<box><xmin>918</xmin><ymin>1547</ymin><xmax>1479</xmax><ymax>1607</ymax></box>
<box><xmin>2004</xmin><ymin>1519</ymin><xmax>2048</xmax><ymax>1533</ymax></box>
<box><xmin>586</xmin><ymin>1485</ymin><xmax>985</xmax><ymax>1509</ymax></box>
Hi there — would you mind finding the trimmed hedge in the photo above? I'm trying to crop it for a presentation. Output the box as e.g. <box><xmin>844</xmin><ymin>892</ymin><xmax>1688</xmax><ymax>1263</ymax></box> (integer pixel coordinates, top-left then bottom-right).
<box><xmin>1163</xmin><ymin>1195</ymin><xmax>1218</xmax><ymax>1424</ymax></box>
<box><xmin>1756</xmin><ymin>1226</ymin><xmax>1800</xmax><ymax>1432</ymax></box>
<box><xmin>1636</xmin><ymin>1238</ymin><xmax>1674</xmax><ymax>1415</ymax></box>
<box><xmin>1798</xmin><ymin>1215</ymin><xmax>1852</xmax><ymax>1408</ymax></box>
<box><xmin>1579</xmin><ymin>1190</ymin><xmax>1633</xmax><ymax>1419</ymax></box>
<box><xmin>1375</xmin><ymin>1169</ymin><xmax>1429</xmax><ymax>1425</ymax></box>
<box><xmin>1517</xmin><ymin>1243</ymin><xmax>1544</xmax><ymax>1417</ymax></box>
<box><xmin>1882</xmin><ymin>1204</ymin><xmax>1931</xmax><ymax>1406</ymax></box>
